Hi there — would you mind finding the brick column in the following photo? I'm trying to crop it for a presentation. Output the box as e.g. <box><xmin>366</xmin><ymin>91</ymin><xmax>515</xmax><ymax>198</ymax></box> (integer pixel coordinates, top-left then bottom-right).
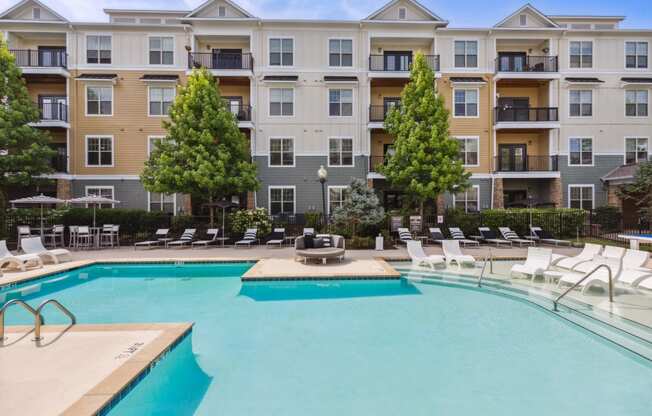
<box><xmin>181</xmin><ymin>194</ymin><xmax>192</xmax><ymax>214</ymax></box>
<box><xmin>550</xmin><ymin>178</ymin><xmax>562</xmax><ymax>208</ymax></box>
<box><xmin>56</xmin><ymin>179</ymin><xmax>72</xmax><ymax>200</ymax></box>
<box><xmin>367</xmin><ymin>179</ymin><xmax>374</xmax><ymax>188</ymax></box>
<box><xmin>493</xmin><ymin>178</ymin><xmax>504</xmax><ymax>209</ymax></box>
<box><xmin>436</xmin><ymin>194</ymin><xmax>446</xmax><ymax>214</ymax></box>
<box><xmin>607</xmin><ymin>185</ymin><xmax>622</xmax><ymax>208</ymax></box>
<box><xmin>246</xmin><ymin>191</ymin><xmax>255</xmax><ymax>209</ymax></box>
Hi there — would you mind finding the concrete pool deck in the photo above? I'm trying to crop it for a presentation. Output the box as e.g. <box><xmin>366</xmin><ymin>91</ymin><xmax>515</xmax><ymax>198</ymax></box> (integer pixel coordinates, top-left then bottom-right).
<box><xmin>0</xmin><ymin>323</ymin><xmax>191</xmax><ymax>416</ymax></box>
<box><xmin>242</xmin><ymin>258</ymin><xmax>400</xmax><ymax>280</ymax></box>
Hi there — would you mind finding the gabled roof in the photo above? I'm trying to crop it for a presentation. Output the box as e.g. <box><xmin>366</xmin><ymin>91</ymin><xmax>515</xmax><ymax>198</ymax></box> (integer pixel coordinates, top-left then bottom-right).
<box><xmin>185</xmin><ymin>0</ymin><xmax>255</xmax><ymax>19</ymax></box>
<box><xmin>365</xmin><ymin>0</ymin><xmax>445</xmax><ymax>22</ymax></box>
<box><xmin>0</xmin><ymin>0</ymin><xmax>68</xmax><ymax>22</ymax></box>
<box><xmin>494</xmin><ymin>3</ymin><xmax>559</xmax><ymax>28</ymax></box>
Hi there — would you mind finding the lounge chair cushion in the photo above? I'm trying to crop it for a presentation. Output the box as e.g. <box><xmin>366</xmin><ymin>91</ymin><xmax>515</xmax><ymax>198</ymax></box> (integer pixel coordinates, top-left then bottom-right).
<box><xmin>480</xmin><ymin>229</ymin><xmax>498</xmax><ymax>239</ymax></box>
<box><xmin>430</xmin><ymin>231</ymin><xmax>445</xmax><ymax>240</ymax></box>
<box><xmin>313</xmin><ymin>238</ymin><xmax>326</xmax><ymax>249</ymax></box>
<box><xmin>534</xmin><ymin>229</ymin><xmax>554</xmax><ymax>239</ymax></box>
<box><xmin>304</xmin><ymin>234</ymin><xmax>314</xmax><ymax>249</ymax></box>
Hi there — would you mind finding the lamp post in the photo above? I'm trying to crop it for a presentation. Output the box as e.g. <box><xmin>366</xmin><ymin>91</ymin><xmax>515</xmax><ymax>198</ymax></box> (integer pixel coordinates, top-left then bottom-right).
<box><xmin>318</xmin><ymin>165</ymin><xmax>328</xmax><ymax>228</ymax></box>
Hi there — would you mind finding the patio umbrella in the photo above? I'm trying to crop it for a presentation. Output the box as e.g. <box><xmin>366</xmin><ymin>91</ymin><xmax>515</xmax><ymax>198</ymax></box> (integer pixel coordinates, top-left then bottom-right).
<box><xmin>202</xmin><ymin>199</ymin><xmax>239</xmax><ymax>232</ymax></box>
<box><xmin>10</xmin><ymin>194</ymin><xmax>66</xmax><ymax>236</ymax></box>
<box><xmin>67</xmin><ymin>195</ymin><xmax>121</xmax><ymax>227</ymax></box>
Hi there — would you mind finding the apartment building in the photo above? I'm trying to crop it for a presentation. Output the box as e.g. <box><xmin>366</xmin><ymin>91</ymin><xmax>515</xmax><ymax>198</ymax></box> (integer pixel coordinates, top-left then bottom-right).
<box><xmin>1</xmin><ymin>0</ymin><xmax>651</xmax><ymax>219</ymax></box>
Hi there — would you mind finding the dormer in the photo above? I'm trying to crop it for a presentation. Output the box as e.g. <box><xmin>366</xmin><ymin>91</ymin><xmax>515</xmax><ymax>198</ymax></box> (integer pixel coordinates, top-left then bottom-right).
<box><xmin>494</xmin><ymin>4</ymin><xmax>559</xmax><ymax>29</ymax></box>
<box><xmin>0</xmin><ymin>0</ymin><xmax>68</xmax><ymax>23</ymax></box>
<box><xmin>184</xmin><ymin>0</ymin><xmax>256</xmax><ymax>19</ymax></box>
<box><xmin>548</xmin><ymin>16</ymin><xmax>624</xmax><ymax>30</ymax></box>
<box><xmin>364</xmin><ymin>0</ymin><xmax>447</xmax><ymax>25</ymax></box>
<box><xmin>104</xmin><ymin>9</ymin><xmax>188</xmax><ymax>25</ymax></box>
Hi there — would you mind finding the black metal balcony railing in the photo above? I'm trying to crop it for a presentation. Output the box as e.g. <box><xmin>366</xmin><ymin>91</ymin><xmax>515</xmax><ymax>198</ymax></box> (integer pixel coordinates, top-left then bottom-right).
<box><xmin>369</xmin><ymin>155</ymin><xmax>388</xmax><ymax>172</ymax></box>
<box><xmin>229</xmin><ymin>104</ymin><xmax>252</xmax><ymax>121</ymax></box>
<box><xmin>495</xmin><ymin>55</ymin><xmax>558</xmax><ymax>73</ymax></box>
<box><xmin>369</xmin><ymin>55</ymin><xmax>440</xmax><ymax>72</ymax></box>
<box><xmin>369</xmin><ymin>105</ymin><xmax>399</xmax><ymax>122</ymax></box>
<box><xmin>10</xmin><ymin>49</ymin><xmax>68</xmax><ymax>68</ymax></box>
<box><xmin>494</xmin><ymin>107</ymin><xmax>558</xmax><ymax>123</ymax></box>
<box><xmin>51</xmin><ymin>154</ymin><xmax>68</xmax><ymax>173</ymax></box>
<box><xmin>494</xmin><ymin>155</ymin><xmax>559</xmax><ymax>172</ymax></box>
<box><xmin>38</xmin><ymin>102</ymin><xmax>68</xmax><ymax>123</ymax></box>
<box><xmin>188</xmin><ymin>52</ymin><xmax>254</xmax><ymax>70</ymax></box>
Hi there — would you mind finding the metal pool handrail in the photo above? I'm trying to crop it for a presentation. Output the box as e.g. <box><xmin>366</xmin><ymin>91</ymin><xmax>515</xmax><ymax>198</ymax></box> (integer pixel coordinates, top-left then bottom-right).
<box><xmin>34</xmin><ymin>299</ymin><xmax>76</xmax><ymax>341</ymax></box>
<box><xmin>478</xmin><ymin>248</ymin><xmax>493</xmax><ymax>288</ymax></box>
<box><xmin>0</xmin><ymin>299</ymin><xmax>42</xmax><ymax>342</ymax></box>
<box><xmin>553</xmin><ymin>264</ymin><xmax>614</xmax><ymax>311</ymax></box>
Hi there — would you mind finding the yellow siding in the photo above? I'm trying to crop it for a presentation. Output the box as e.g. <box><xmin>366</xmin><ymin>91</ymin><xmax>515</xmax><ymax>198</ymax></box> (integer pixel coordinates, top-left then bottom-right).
<box><xmin>496</xmin><ymin>131</ymin><xmax>549</xmax><ymax>156</ymax></box>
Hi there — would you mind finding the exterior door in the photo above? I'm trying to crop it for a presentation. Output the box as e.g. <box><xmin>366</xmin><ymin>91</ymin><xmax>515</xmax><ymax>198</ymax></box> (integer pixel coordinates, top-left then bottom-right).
<box><xmin>498</xmin><ymin>52</ymin><xmax>527</xmax><ymax>72</ymax></box>
<box><xmin>498</xmin><ymin>144</ymin><xmax>527</xmax><ymax>172</ymax></box>
<box><xmin>212</xmin><ymin>48</ymin><xmax>242</xmax><ymax>69</ymax></box>
<box><xmin>498</xmin><ymin>97</ymin><xmax>529</xmax><ymax>121</ymax></box>
<box><xmin>503</xmin><ymin>190</ymin><xmax>528</xmax><ymax>208</ymax></box>
<box><xmin>38</xmin><ymin>46</ymin><xmax>65</xmax><ymax>67</ymax></box>
<box><xmin>383</xmin><ymin>97</ymin><xmax>401</xmax><ymax>117</ymax></box>
<box><xmin>39</xmin><ymin>96</ymin><xmax>67</xmax><ymax>120</ymax></box>
<box><xmin>384</xmin><ymin>51</ymin><xmax>412</xmax><ymax>71</ymax></box>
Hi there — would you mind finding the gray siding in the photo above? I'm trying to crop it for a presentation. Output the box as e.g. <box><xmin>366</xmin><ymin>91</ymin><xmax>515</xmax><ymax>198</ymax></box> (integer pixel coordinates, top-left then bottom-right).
<box><xmin>558</xmin><ymin>155</ymin><xmax>622</xmax><ymax>207</ymax></box>
<box><xmin>255</xmin><ymin>155</ymin><xmax>368</xmax><ymax>213</ymax></box>
<box><xmin>442</xmin><ymin>178</ymin><xmax>492</xmax><ymax>211</ymax></box>
<box><xmin>72</xmin><ymin>179</ymin><xmax>182</xmax><ymax>211</ymax></box>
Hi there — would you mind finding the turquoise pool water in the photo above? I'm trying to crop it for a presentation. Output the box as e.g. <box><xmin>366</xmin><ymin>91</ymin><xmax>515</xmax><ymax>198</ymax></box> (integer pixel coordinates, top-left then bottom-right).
<box><xmin>2</xmin><ymin>263</ymin><xmax>651</xmax><ymax>415</ymax></box>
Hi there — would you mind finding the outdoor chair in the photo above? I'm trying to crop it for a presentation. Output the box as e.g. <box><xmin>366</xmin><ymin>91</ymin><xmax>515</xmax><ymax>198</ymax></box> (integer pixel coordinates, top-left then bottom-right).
<box><xmin>478</xmin><ymin>227</ymin><xmax>512</xmax><ymax>247</ymax></box>
<box><xmin>406</xmin><ymin>240</ymin><xmax>445</xmax><ymax>269</ymax></box>
<box><xmin>168</xmin><ymin>229</ymin><xmax>196</xmax><ymax>248</ymax></box>
<box><xmin>499</xmin><ymin>227</ymin><xmax>536</xmax><ymax>247</ymax></box>
<box><xmin>17</xmin><ymin>226</ymin><xmax>35</xmax><ymax>250</ymax></box>
<box><xmin>21</xmin><ymin>236</ymin><xmax>72</xmax><ymax>264</ymax></box>
<box><xmin>427</xmin><ymin>228</ymin><xmax>445</xmax><ymax>245</ymax></box>
<box><xmin>76</xmin><ymin>226</ymin><xmax>93</xmax><ymax>249</ymax></box>
<box><xmin>442</xmin><ymin>240</ymin><xmax>476</xmax><ymax>270</ymax></box>
<box><xmin>554</xmin><ymin>243</ymin><xmax>602</xmax><ymax>269</ymax></box>
<box><xmin>510</xmin><ymin>247</ymin><xmax>553</xmax><ymax>280</ymax></box>
<box><xmin>448</xmin><ymin>228</ymin><xmax>480</xmax><ymax>247</ymax></box>
<box><xmin>134</xmin><ymin>229</ymin><xmax>171</xmax><ymax>249</ymax></box>
<box><xmin>192</xmin><ymin>229</ymin><xmax>221</xmax><ymax>249</ymax></box>
<box><xmin>43</xmin><ymin>225</ymin><xmax>65</xmax><ymax>248</ymax></box>
<box><xmin>100</xmin><ymin>224</ymin><xmax>116</xmax><ymax>248</ymax></box>
<box><xmin>235</xmin><ymin>228</ymin><xmax>258</xmax><ymax>248</ymax></box>
<box><xmin>397</xmin><ymin>227</ymin><xmax>413</xmax><ymax>245</ymax></box>
<box><xmin>266</xmin><ymin>228</ymin><xmax>286</xmax><ymax>248</ymax></box>
<box><xmin>529</xmin><ymin>226</ymin><xmax>572</xmax><ymax>246</ymax></box>
<box><xmin>0</xmin><ymin>240</ymin><xmax>43</xmax><ymax>271</ymax></box>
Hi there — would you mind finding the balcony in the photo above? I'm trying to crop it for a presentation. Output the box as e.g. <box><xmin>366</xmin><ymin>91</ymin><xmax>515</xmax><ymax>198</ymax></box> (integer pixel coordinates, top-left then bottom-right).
<box><xmin>50</xmin><ymin>153</ymin><xmax>68</xmax><ymax>173</ymax></box>
<box><xmin>494</xmin><ymin>55</ymin><xmax>559</xmax><ymax>80</ymax></box>
<box><xmin>494</xmin><ymin>107</ymin><xmax>559</xmax><ymax>129</ymax></box>
<box><xmin>369</xmin><ymin>105</ymin><xmax>399</xmax><ymax>123</ymax></box>
<box><xmin>368</xmin><ymin>55</ymin><xmax>439</xmax><ymax>73</ymax></box>
<box><xmin>188</xmin><ymin>52</ymin><xmax>253</xmax><ymax>73</ymax></box>
<box><xmin>369</xmin><ymin>155</ymin><xmax>388</xmax><ymax>173</ymax></box>
<box><xmin>10</xmin><ymin>49</ymin><xmax>69</xmax><ymax>77</ymax></box>
<box><xmin>30</xmin><ymin>102</ymin><xmax>69</xmax><ymax>128</ymax></box>
<box><xmin>494</xmin><ymin>155</ymin><xmax>559</xmax><ymax>173</ymax></box>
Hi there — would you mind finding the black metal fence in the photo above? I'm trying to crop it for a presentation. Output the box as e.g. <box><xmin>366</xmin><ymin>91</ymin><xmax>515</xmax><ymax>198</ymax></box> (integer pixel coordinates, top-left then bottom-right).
<box><xmin>493</xmin><ymin>155</ymin><xmax>559</xmax><ymax>172</ymax></box>
<box><xmin>38</xmin><ymin>102</ymin><xmax>68</xmax><ymax>122</ymax></box>
<box><xmin>494</xmin><ymin>107</ymin><xmax>559</xmax><ymax>122</ymax></box>
<box><xmin>188</xmin><ymin>52</ymin><xmax>254</xmax><ymax>71</ymax></box>
<box><xmin>369</xmin><ymin>54</ymin><xmax>440</xmax><ymax>72</ymax></box>
<box><xmin>495</xmin><ymin>55</ymin><xmax>558</xmax><ymax>73</ymax></box>
<box><xmin>10</xmin><ymin>49</ymin><xmax>68</xmax><ymax>68</ymax></box>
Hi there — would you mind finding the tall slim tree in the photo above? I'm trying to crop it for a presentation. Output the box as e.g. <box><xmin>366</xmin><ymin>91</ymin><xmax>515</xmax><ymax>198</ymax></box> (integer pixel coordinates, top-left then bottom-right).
<box><xmin>141</xmin><ymin>67</ymin><xmax>259</xmax><ymax>222</ymax></box>
<box><xmin>618</xmin><ymin>162</ymin><xmax>652</xmax><ymax>222</ymax></box>
<box><xmin>0</xmin><ymin>38</ymin><xmax>56</xmax><ymax>209</ymax></box>
<box><xmin>380</xmin><ymin>52</ymin><xmax>470</xmax><ymax>217</ymax></box>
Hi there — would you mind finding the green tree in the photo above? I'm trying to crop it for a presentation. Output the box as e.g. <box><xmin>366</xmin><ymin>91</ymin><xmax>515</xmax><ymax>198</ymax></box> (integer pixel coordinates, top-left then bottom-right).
<box><xmin>141</xmin><ymin>67</ymin><xmax>259</xmax><ymax>223</ymax></box>
<box><xmin>618</xmin><ymin>162</ymin><xmax>652</xmax><ymax>222</ymax></box>
<box><xmin>0</xmin><ymin>38</ymin><xmax>55</xmax><ymax>209</ymax></box>
<box><xmin>331</xmin><ymin>178</ymin><xmax>385</xmax><ymax>237</ymax></box>
<box><xmin>380</xmin><ymin>52</ymin><xmax>470</xmax><ymax>217</ymax></box>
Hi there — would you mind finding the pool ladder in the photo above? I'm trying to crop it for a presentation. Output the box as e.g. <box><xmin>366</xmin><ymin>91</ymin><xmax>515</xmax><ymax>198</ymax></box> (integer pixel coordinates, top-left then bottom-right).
<box><xmin>553</xmin><ymin>263</ymin><xmax>614</xmax><ymax>311</ymax></box>
<box><xmin>0</xmin><ymin>298</ymin><xmax>76</xmax><ymax>343</ymax></box>
<box><xmin>477</xmin><ymin>249</ymin><xmax>493</xmax><ymax>288</ymax></box>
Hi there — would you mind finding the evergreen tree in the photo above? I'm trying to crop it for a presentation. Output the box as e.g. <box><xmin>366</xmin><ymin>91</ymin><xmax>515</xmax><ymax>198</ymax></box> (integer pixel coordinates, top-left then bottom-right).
<box><xmin>380</xmin><ymin>52</ymin><xmax>470</xmax><ymax>217</ymax></box>
<box><xmin>0</xmin><ymin>38</ymin><xmax>56</xmax><ymax>208</ymax></box>
<box><xmin>141</xmin><ymin>67</ymin><xmax>259</xmax><ymax>222</ymax></box>
<box><xmin>331</xmin><ymin>178</ymin><xmax>385</xmax><ymax>237</ymax></box>
<box><xmin>618</xmin><ymin>162</ymin><xmax>652</xmax><ymax>223</ymax></box>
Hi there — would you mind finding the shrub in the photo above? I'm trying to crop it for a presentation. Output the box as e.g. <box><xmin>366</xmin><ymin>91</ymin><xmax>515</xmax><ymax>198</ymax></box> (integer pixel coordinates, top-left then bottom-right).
<box><xmin>304</xmin><ymin>210</ymin><xmax>323</xmax><ymax>233</ymax></box>
<box><xmin>230</xmin><ymin>208</ymin><xmax>272</xmax><ymax>236</ymax></box>
<box><xmin>591</xmin><ymin>206</ymin><xmax>622</xmax><ymax>232</ymax></box>
<box><xmin>347</xmin><ymin>236</ymin><xmax>374</xmax><ymax>250</ymax></box>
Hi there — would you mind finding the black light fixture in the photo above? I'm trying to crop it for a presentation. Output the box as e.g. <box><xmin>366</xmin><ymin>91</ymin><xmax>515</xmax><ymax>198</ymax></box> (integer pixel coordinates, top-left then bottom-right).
<box><xmin>318</xmin><ymin>165</ymin><xmax>328</xmax><ymax>226</ymax></box>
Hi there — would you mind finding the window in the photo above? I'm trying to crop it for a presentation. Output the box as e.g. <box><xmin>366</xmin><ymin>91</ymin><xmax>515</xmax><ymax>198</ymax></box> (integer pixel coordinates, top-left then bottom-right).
<box><xmin>329</xmin><ymin>89</ymin><xmax>353</xmax><ymax>116</ymax></box>
<box><xmin>569</xmin><ymin>137</ymin><xmax>593</xmax><ymax>166</ymax></box>
<box><xmin>454</xmin><ymin>186</ymin><xmax>479</xmax><ymax>212</ymax></box>
<box><xmin>269</xmin><ymin>88</ymin><xmax>294</xmax><ymax>116</ymax></box>
<box><xmin>456</xmin><ymin>137</ymin><xmax>479</xmax><ymax>166</ymax></box>
<box><xmin>519</xmin><ymin>14</ymin><xmax>527</xmax><ymax>26</ymax></box>
<box><xmin>218</xmin><ymin>6</ymin><xmax>226</xmax><ymax>17</ymax></box>
<box><xmin>32</xmin><ymin>7</ymin><xmax>40</xmax><ymax>19</ymax></box>
<box><xmin>626</xmin><ymin>90</ymin><xmax>648</xmax><ymax>117</ymax></box>
<box><xmin>269</xmin><ymin>138</ymin><xmax>294</xmax><ymax>166</ymax></box>
<box><xmin>328</xmin><ymin>187</ymin><xmax>350</xmax><ymax>214</ymax></box>
<box><xmin>570</xmin><ymin>41</ymin><xmax>593</xmax><ymax>68</ymax></box>
<box><xmin>269</xmin><ymin>187</ymin><xmax>295</xmax><ymax>215</ymax></box>
<box><xmin>149</xmin><ymin>36</ymin><xmax>174</xmax><ymax>65</ymax></box>
<box><xmin>569</xmin><ymin>185</ymin><xmax>593</xmax><ymax>210</ymax></box>
<box><xmin>569</xmin><ymin>90</ymin><xmax>592</xmax><ymax>117</ymax></box>
<box><xmin>86</xmin><ymin>86</ymin><xmax>112</xmax><ymax>116</ymax></box>
<box><xmin>148</xmin><ymin>87</ymin><xmax>175</xmax><ymax>116</ymax></box>
<box><xmin>329</xmin><ymin>138</ymin><xmax>353</xmax><ymax>166</ymax></box>
<box><xmin>149</xmin><ymin>192</ymin><xmax>175</xmax><ymax>213</ymax></box>
<box><xmin>625</xmin><ymin>41</ymin><xmax>648</xmax><ymax>69</ymax></box>
<box><xmin>87</xmin><ymin>35</ymin><xmax>111</xmax><ymax>64</ymax></box>
<box><xmin>454</xmin><ymin>89</ymin><xmax>478</xmax><ymax>117</ymax></box>
<box><xmin>454</xmin><ymin>40</ymin><xmax>478</xmax><ymax>68</ymax></box>
<box><xmin>398</xmin><ymin>7</ymin><xmax>406</xmax><ymax>20</ymax></box>
<box><xmin>269</xmin><ymin>38</ymin><xmax>293</xmax><ymax>66</ymax></box>
<box><xmin>329</xmin><ymin>39</ymin><xmax>352</xmax><ymax>67</ymax></box>
<box><xmin>85</xmin><ymin>187</ymin><xmax>114</xmax><ymax>208</ymax></box>
<box><xmin>86</xmin><ymin>136</ymin><xmax>113</xmax><ymax>167</ymax></box>
<box><xmin>625</xmin><ymin>137</ymin><xmax>649</xmax><ymax>164</ymax></box>
<box><xmin>148</xmin><ymin>136</ymin><xmax>165</xmax><ymax>156</ymax></box>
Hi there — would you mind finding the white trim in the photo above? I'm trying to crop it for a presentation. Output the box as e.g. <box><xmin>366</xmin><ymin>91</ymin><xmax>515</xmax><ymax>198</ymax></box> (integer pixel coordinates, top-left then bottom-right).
<box><xmin>567</xmin><ymin>88</ymin><xmax>593</xmax><ymax>119</ymax></box>
<box><xmin>185</xmin><ymin>0</ymin><xmax>255</xmax><ymax>19</ymax></box>
<box><xmin>364</xmin><ymin>0</ymin><xmax>445</xmax><ymax>22</ymax></box>
<box><xmin>452</xmin><ymin>185</ymin><xmax>480</xmax><ymax>213</ymax></box>
<box><xmin>623</xmin><ymin>136</ymin><xmax>650</xmax><ymax>165</ymax></box>
<box><xmin>567</xmin><ymin>136</ymin><xmax>594</xmax><ymax>167</ymax></box>
<box><xmin>452</xmin><ymin>87</ymin><xmax>480</xmax><ymax>118</ymax></box>
<box><xmin>327</xmin><ymin>87</ymin><xmax>354</xmax><ymax>118</ymax></box>
<box><xmin>267</xmin><ymin>36</ymin><xmax>295</xmax><ymax>69</ymax></box>
<box><xmin>147</xmin><ymin>85</ymin><xmax>176</xmax><ymax>117</ymax></box>
<box><xmin>624</xmin><ymin>88</ymin><xmax>649</xmax><ymax>118</ymax></box>
<box><xmin>147</xmin><ymin>34</ymin><xmax>176</xmax><ymax>67</ymax></box>
<box><xmin>327</xmin><ymin>37</ymin><xmax>354</xmax><ymax>69</ymax></box>
<box><xmin>493</xmin><ymin>4</ymin><xmax>559</xmax><ymax>28</ymax></box>
<box><xmin>268</xmin><ymin>86</ymin><xmax>295</xmax><ymax>118</ymax></box>
<box><xmin>327</xmin><ymin>185</ymin><xmax>349</xmax><ymax>214</ymax></box>
<box><xmin>268</xmin><ymin>136</ymin><xmax>295</xmax><ymax>168</ymax></box>
<box><xmin>85</xmin><ymin>135</ymin><xmax>115</xmax><ymax>168</ymax></box>
<box><xmin>327</xmin><ymin>137</ymin><xmax>354</xmax><ymax>168</ymax></box>
<box><xmin>0</xmin><ymin>0</ymin><xmax>68</xmax><ymax>22</ymax></box>
<box><xmin>567</xmin><ymin>39</ymin><xmax>594</xmax><ymax>71</ymax></box>
<box><xmin>453</xmin><ymin>136</ymin><xmax>480</xmax><ymax>167</ymax></box>
<box><xmin>84</xmin><ymin>185</ymin><xmax>115</xmax><ymax>208</ymax></box>
<box><xmin>268</xmin><ymin>185</ymin><xmax>296</xmax><ymax>215</ymax></box>
<box><xmin>624</xmin><ymin>40</ymin><xmax>649</xmax><ymax>71</ymax></box>
<box><xmin>147</xmin><ymin>191</ymin><xmax>177</xmax><ymax>214</ymax></box>
<box><xmin>147</xmin><ymin>135</ymin><xmax>166</xmax><ymax>156</ymax></box>
<box><xmin>84</xmin><ymin>84</ymin><xmax>113</xmax><ymax>117</ymax></box>
<box><xmin>567</xmin><ymin>184</ymin><xmax>594</xmax><ymax>210</ymax></box>
<box><xmin>452</xmin><ymin>39</ymin><xmax>479</xmax><ymax>70</ymax></box>
<box><xmin>85</xmin><ymin>33</ymin><xmax>112</xmax><ymax>66</ymax></box>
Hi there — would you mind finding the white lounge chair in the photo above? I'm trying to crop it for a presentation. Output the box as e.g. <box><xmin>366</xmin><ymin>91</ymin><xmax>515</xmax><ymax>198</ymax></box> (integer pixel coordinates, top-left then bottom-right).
<box><xmin>499</xmin><ymin>227</ymin><xmax>536</xmax><ymax>247</ymax></box>
<box><xmin>614</xmin><ymin>249</ymin><xmax>652</xmax><ymax>288</ymax></box>
<box><xmin>235</xmin><ymin>228</ymin><xmax>258</xmax><ymax>248</ymax></box>
<box><xmin>638</xmin><ymin>278</ymin><xmax>652</xmax><ymax>291</ymax></box>
<box><xmin>442</xmin><ymin>240</ymin><xmax>475</xmax><ymax>270</ymax></box>
<box><xmin>266</xmin><ymin>228</ymin><xmax>286</xmax><ymax>248</ymax></box>
<box><xmin>167</xmin><ymin>229</ymin><xmax>196</xmax><ymax>248</ymax></box>
<box><xmin>554</xmin><ymin>243</ymin><xmax>602</xmax><ymax>270</ymax></box>
<box><xmin>397</xmin><ymin>228</ymin><xmax>413</xmax><ymax>245</ymax></box>
<box><xmin>448</xmin><ymin>227</ymin><xmax>480</xmax><ymax>247</ymax></box>
<box><xmin>428</xmin><ymin>228</ymin><xmax>445</xmax><ymax>245</ymax></box>
<box><xmin>192</xmin><ymin>229</ymin><xmax>220</xmax><ymax>249</ymax></box>
<box><xmin>510</xmin><ymin>247</ymin><xmax>552</xmax><ymax>280</ymax></box>
<box><xmin>21</xmin><ymin>237</ymin><xmax>72</xmax><ymax>264</ymax></box>
<box><xmin>572</xmin><ymin>245</ymin><xmax>625</xmax><ymax>273</ymax></box>
<box><xmin>478</xmin><ymin>227</ymin><xmax>512</xmax><ymax>247</ymax></box>
<box><xmin>529</xmin><ymin>226</ymin><xmax>572</xmax><ymax>246</ymax></box>
<box><xmin>134</xmin><ymin>229</ymin><xmax>171</xmax><ymax>249</ymax></box>
<box><xmin>406</xmin><ymin>240</ymin><xmax>445</xmax><ymax>269</ymax></box>
<box><xmin>0</xmin><ymin>240</ymin><xmax>43</xmax><ymax>271</ymax></box>
<box><xmin>557</xmin><ymin>255</ymin><xmax>623</xmax><ymax>294</ymax></box>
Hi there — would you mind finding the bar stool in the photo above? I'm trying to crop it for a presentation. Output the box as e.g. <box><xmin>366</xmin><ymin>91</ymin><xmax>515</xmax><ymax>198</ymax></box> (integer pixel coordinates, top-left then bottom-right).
<box><xmin>100</xmin><ymin>224</ymin><xmax>115</xmax><ymax>247</ymax></box>
<box><xmin>44</xmin><ymin>225</ymin><xmax>65</xmax><ymax>248</ymax></box>
<box><xmin>17</xmin><ymin>225</ymin><xmax>34</xmax><ymax>250</ymax></box>
<box><xmin>68</xmin><ymin>226</ymin><xmax>79</xmax><ymax>249</ymax></box>
<box><xmin>77</xmin><ymin>226</ymin><xmax>92</xmax><ymax>249</ymax></box>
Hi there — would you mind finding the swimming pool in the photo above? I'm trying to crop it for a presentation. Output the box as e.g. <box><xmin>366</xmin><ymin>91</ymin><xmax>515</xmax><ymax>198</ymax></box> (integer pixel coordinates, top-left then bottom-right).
<box><xmin>3</xmin><ymin>263</ymin><xmax>651</xmax><ymax>415</ymax></box>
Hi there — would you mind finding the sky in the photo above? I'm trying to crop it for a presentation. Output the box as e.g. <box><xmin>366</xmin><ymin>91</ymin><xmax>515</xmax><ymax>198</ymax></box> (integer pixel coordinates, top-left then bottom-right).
<box><xmin>1</xmin><ymin>0</ymin><xmax>651</xmax><ymax>28</ymax></box>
